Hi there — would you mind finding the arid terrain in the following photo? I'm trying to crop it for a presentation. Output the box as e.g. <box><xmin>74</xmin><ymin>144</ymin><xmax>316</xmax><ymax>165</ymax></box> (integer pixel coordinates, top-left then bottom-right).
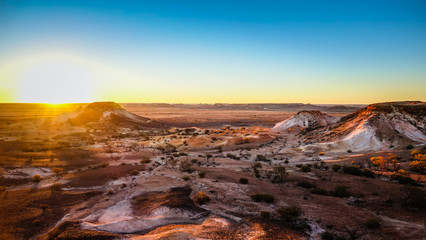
<box><xmin>0</xmin><ymin>102</ymin><xmax>425</xmax><ymax>240</ymax></box>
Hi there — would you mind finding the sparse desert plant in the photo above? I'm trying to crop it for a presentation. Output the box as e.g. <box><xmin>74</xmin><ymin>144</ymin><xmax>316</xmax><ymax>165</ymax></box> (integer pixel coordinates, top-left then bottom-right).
<box><xmin>193</xmin><ymin>191</ymin><xmax>211</xmax><ymax>205</ymax></box>
<box><xmin>198</xmin><ymin>172</ymin><xmax>206</xmax><ymax>178</ymax></box>
<box><xmin>362</xmin><ymin>168</ymin><xmax>375</xmax><ymax>178</ymax></box>
<box><xmin>364</xmin><ymin>218</ymin><xmax>381</xmax><ymax>230</ymax></box>
<box><xmin>320</xmin><ymin>231</ymin><xmax>340</xmax><ymax>240</ymax></box>
<box><xmin>409</xmin><ymin>154</ymin><xmax>426</xmax><ymax>174</ymax></box>
<box><xmin>260</xmin><ymin>211</ymin><xmax>270</xmax><ymax>219</ymax></box>
<box><xmin>140</xmin><ymin>157</ymin><xmax>152</xmax><ymax>164</ymax></box>
<box><xmin>270</xmin><ymin>165</ymin><xmax>288</xmax><ymax>183</ymax></box>
<box><xmin>239</xmin><ymin>177</ymin><xmax>248</xmax><ymax>184</ymax></box>
<box><xmin>255</xmin><ymin>154</ymin><xmax>270</xmax><ymax>163</ymax></box>
<box><xmin>50</xmin><ymin>182</ymin><xmax>62</xmax><ymax>192</ymax></box>
<box><xmin>182</xmin><ymin>176</ymin><xmax>190</xmax><ymax>181</ymax></box>
<box><xmin>311</xmin><ymin>187</ymin><xmax>328</xmax><ymax>195</ymax></box>
<box><xmin>52</xmin><ymin>167</ymin><xmax>63</xmax><ymax>177</ymax></box>
<box><xmin>400</xmin><ymin>185</ymin><xmax>425</xmax><ymax>209</ymax></box>
<box><xmin>411</xmin><ymin>150</ymin><xmax>421</xmax><ymax>156</ymax></box>
<box><xmin>130</xmin><ymin>169</ymin><xmax>139</xmax><ymax>176</ymax></box>
<box><xmin>342</xmin><ymin>165</ymin><xmax>363</xmax><ymax>176</ymax></box>
<box><xmin>277</xmin><ymin>205</ymin><xmax>301</xmax><ymax>221</ymax></box>
<box><xmin>300</xmin><ymin>164</ymin><xmax>311</xmax><ymax>172</ymax></box>
<box><xmin>297</xmin><ymin>181</ymin><xmax>316</xmax><ymax>189</ymax></box>
<box><xmin>251</xmin><ymin>193</ymin><xmax>274</xmax><ymax>203</ymax></box>
<box><xmin>391</xmin><ymin>174</ymin><xmax>417</xmax><ymax>185</ymax></box>
<box><xmin>333</xmin><ymin>185</ymin><xmax>350</xmax><ymax>198</ymax></box>
<box><xmin>406</xmin><ymin>144</ymin><xmax>414</xmax><ymax>150</ymax></box>
<box><xmin>332</xmin><ymin>164</ymin><xmax>341</xmax><ymax>172</ymax></box>
<box><xmin>33</xmin><ymin>175</ymin><xmax>42</xmax><ymax>183</ymax></box>
<box><xmin>179</xmin><ymin>158</ymin><xmax>193</xmax><ymax>173</ymax></box>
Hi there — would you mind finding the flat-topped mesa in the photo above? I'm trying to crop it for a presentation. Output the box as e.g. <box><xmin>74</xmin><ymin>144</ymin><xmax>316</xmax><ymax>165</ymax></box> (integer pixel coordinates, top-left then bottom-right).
<box><xmin>57</xmin><ymin>101</ymin><xmax>167</xmax><ymax>130</ymax></box>
<box><xmin>84</xmin><ymin>102</ymin><xmax>122</xmax><ymax>111</ymax></box>
<box><xmin>271</xmin><ymin>110</ymin><xmax>338</xmax><ymax>132</ymax></box>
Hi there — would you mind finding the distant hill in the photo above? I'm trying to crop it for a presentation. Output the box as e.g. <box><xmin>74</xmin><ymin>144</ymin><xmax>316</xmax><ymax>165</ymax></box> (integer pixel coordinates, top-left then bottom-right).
<box><xmin>275</xmin><ymin>101</ymin><xmax>426</xmax><ymax>151</ymax></box>
<box><xmin>57</xmin><ymin>102</ymin><xmax>167</xmax><ymax>130</ymax></box>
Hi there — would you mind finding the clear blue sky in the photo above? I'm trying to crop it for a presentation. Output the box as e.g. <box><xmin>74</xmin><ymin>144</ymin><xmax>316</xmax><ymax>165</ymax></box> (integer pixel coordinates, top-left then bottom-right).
<box><xmin>0</xmin><ymin>0</ymin><xmax>425</xmax><ymax>103</ymax></box>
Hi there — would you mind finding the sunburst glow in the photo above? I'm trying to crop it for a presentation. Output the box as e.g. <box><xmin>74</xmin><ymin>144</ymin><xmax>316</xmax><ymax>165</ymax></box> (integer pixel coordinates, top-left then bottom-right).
<box><xmin>18</xmin><ymin>53</ymin><xmax>95</xmax><ymax>104</ymax></box>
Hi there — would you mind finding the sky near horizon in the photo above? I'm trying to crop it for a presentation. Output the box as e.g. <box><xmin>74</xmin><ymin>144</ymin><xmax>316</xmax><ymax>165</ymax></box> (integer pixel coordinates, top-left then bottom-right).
<box><xmin>0</xmin><ymin>0</ymin><xmax>425</xmax><ymax>104</ymax></box>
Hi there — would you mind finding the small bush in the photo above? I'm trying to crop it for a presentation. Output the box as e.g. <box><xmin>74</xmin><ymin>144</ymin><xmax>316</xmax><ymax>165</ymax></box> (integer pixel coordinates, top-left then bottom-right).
<box><xmin>260</xmin><ymin>211</ymin><xmax>270</xmax><ymax>219</ymax></box>
<box><xmin>406</xmin><ymin>144</ymin><xmax>414</xmax><ymax>150</ymax></box>
<box><xmin>193</xmin><ymin>191</ymin><xmax>211</xmax><ymax>205</ymax></box>
<box><xmin>52</xmin><ymin>167</ymin><xmax>63</xmax><ymax>176</ymax></box>
<box><xmin>251</xmin><ymin>193</ymin><xmax>275</xmax><ymax>203</ymax></box>
<box><xmin>198</xmin><ymin>172</ymin><xmax>206</xmax><ymax>178</ymax></box>
<box><xmin>32</xmin><ymin>175</ymin><xmax>42</xmax><ymax>182</ymax></box>
<box><xmin>239</xmin><ymin>177</ymin><xmax>249</xmax><ymax>184</ymax></box>
<box><xmin>392</xmin><ymin>175</ymin><xmax>417</xmax><ymax>186</ymax></box>
<box><xmin>401</xmin><ymin>185</ymin><xmax>425</xmax><ymax>209</ymax></box>
<box><xmin>297</xmin><ymin>181</ymin><xmax>315</xmax><ymax>189</ymax></box>
<box><xmin>277</xmin><ymin>206</ymin><xmax>301</xmax><ymax>221</ymax></box>
<box><xmin>255</xmin><ymin>154</ymin><xmax>270</xmax><ymax>163</ymax></box>
<box><xmin>362</xmin><ymin>168</ymin><xmax>375</xmax><ymax>178</ymax></box>
<box><xmin>182</xmin><ymin>176</ymin><xmax>190</xmax><ymax>181</ymax></box>
<box><xmin>311</xmin><ymin>188</ymin><xmax>328</xmax><ymax>195</ymax></box>
<box><xmin>364</xmin><ymin>218</ymin><xmax>381</xmax><ymax>230</ymax></box>
<box><xmin>332</xmin><ymin>164</ymin><xmax>341</xmax><ymax>172</ymax></box>
<box><xmin>262</xmin><ymin>194</ymin><xmax>275</xmax><ymax>203</ymax></box>
<box><xmin>50</xmin><ymin>183</ymin><xmax>62</xmax><ymax>192</ymax></box>
<box><xmin>342</xmin><ymin>165</ymin><xmax>363</xmax><ymax>176</ymax></box>
<box><xmin>347</xmin><ymin>149</ymin><xmax>353</xmax><ymax>153</ymax></box>
<box><xmin>320</xmin><ymin>231</ymin><xmax>339</xmax><ymax>240</ymax></box>
<box><xmin>140</xmin><ymin>158</ymin><xmax>152</xmax><ymax>164</ymax></box>
<box><xmin>130</xmin><ymin>170</ymin><xmax>139</xmax><ymax>176</ymax></box>
<box><xmin>333</xmin><ymin>185</ymin><xmax>350</xmax><ymax>198</ymax></box>
<box><xmin>300</xmin><ymin>165</ymin><xmax>311</xmax><ymax>172</ymax></box>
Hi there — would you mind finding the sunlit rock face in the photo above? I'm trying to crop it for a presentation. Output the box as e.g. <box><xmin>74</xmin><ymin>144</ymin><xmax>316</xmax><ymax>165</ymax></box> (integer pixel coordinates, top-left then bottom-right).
<box><xmin>298</xmin><ymin>101</ymin><xmax>426</xmax><ymax>152</ymax></box>
<box><xmin>271</xmin><ymin>110</ymin><xmax>338</xmax><ymax>132</ymax></box>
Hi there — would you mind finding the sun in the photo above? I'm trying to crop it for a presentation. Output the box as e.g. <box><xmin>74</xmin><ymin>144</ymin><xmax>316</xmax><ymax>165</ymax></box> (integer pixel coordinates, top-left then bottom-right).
<box><xmin>18</xmin><ymin>53</ymin><xmax>95</xmax><ymax>104</ymax></box>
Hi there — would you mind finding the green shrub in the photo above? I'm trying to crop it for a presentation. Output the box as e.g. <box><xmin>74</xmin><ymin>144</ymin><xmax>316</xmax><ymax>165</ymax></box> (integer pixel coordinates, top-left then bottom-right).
<box><xmin>239</xmin><ymin>177</ymin><xmax>249</xmax><ymax>184</ymax></box>
<box><xmin>32</xmin><ymin>175</ymin><xmax>42</xmax><ymax>182</ymax></box>
<box><xmin>130</xmin><ymin>170</ymin><xmax>139</xmax><ymax>176</ymax></box>
<box><xmin>251</xmin><ymin>193</ymin><xmax>275</xmax><ymax>203</ymax></box>
<box><xmin>362</xmin><ymin>168</ymin><xmax>375</xmax><ymax>178</ymax></box>
<box><xmin>392</xmin><ymin>175</ymin><xmax>417</xmax><ymax>186</ymax></box>
<box><xmin>406</xmin><ymin>144</ymin><xmax>414</xmax><ymax>150</ymax></box>
<box><xmin>364</xmin><ymin>218</ymin><xmax>381</xmax><ymax>230</ymax></box>
<box><xmin>401</xmin><ymin>185</ymin><xmax>425</xmax><ymax>209</ymax></box>
<box><xmin>140</xmin><ymin>158</ymin><xmax>152</xmax><ymax>164</ymax></box>
<box><xmin>193</xmin><ymin>191</ymin><xmax>211</xmax><ymax>205</ymax></box>
<box><xmin>297</xmin><ymin>181</ymin><xmax>315</xmax><ymax>189</ymax></box>
<box><xmin>277</xmin><ymin>206</ymin><xmax>301</xmax><ymax>221</ymax></box>
<box><xmin>260</xmin><ymin>211</ymin><xmax>270</xmax><ymax>219</ymax></box>
<box><xmin>342</xmin><ymin>165</ymin><xmax>363</xmax><ymax>176</ymax></box>
<box><xmin>300</xmin><ymin>165</ymin><xmax>311</xmax><ymax>172</ymax></box>
<box><xmin>332</xmin><ymin>164</ymin><xmax>341</xmax><ymax>172</ymax></box>
<box><xmin>50</xmin><ymin>183</ymin><xmax>62</xmax><ymax>192</ymax></box>
<box><xmin>182</xmin><ymin>176</ymin><xmax>190</xmax><ymax>181</ymax></box>
<box><xmin>333</xmin><ymin>185</ymin><xmax>350</xmax><ymax>198</ymax></box>
<box><xmin>198</xmin><ymin>172</ymin><xmax>206</xmax><ymax>178</ymax></box>
<box><xmin>311</xmin><ymin>188</ymin><xmax>328</xmax><ymax>195</ymax></box>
